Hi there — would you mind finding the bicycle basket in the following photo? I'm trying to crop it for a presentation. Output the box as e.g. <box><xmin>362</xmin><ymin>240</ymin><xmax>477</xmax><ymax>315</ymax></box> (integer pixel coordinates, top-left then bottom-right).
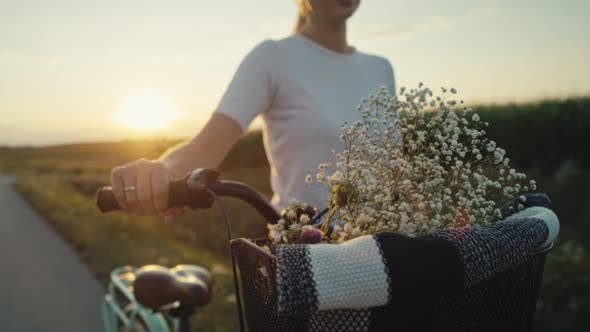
<box><xmin>230</xmin><ymin>237</ymin><xmax>551</xmax><ymax>332</ymax></box>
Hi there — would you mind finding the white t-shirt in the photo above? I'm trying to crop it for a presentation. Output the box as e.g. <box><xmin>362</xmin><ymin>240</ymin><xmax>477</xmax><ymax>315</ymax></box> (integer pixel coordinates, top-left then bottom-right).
<box><xmin>215</xmin><ymin>33</ymin><xmax>396</xmax><ymax>211</ymax></box>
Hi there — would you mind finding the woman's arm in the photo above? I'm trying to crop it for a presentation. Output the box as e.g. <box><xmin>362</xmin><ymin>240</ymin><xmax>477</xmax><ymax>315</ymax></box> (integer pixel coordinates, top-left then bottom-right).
<box><xmin>110</xmin><ymin>113</ymin><xmax>242</xmax><ymax>216</ymax></box>
<box><xmin>110</xmin><ymin>40</ymin><xmax>277</xmax><ymax>216</ymax></box>
<box><xmin>160</xmin><ymin>113</ymin><xmax>242</xmax><ymax>179</ymax></box>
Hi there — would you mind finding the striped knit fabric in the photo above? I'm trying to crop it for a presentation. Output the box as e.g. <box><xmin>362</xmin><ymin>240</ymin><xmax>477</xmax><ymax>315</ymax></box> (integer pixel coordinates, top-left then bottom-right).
<box><xmin>275</xmin><ymin>193</ymin><xmax>558</xmax><ymax>329</ymax></box>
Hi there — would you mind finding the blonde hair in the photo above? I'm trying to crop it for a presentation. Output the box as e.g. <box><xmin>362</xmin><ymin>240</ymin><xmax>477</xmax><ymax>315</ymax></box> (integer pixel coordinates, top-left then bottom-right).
<box><xmin>294</xmin><ymin>0</ymin><xmax>310</xmax><ymax>33</ymax></box>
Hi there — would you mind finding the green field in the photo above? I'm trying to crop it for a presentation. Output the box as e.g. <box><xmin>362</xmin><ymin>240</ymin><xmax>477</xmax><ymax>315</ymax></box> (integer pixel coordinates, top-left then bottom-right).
<box><xmin>1</xmin><ymin>97</ymin><xmax>589</xmax><ymax>331</ymax></box>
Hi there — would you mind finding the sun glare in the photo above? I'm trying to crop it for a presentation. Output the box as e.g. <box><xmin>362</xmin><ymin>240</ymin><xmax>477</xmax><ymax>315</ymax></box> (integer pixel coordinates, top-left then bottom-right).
<box><xmin>117</xmin><ymin>92</ymin><xmax>177</xmax><ymax>131</ymax></box>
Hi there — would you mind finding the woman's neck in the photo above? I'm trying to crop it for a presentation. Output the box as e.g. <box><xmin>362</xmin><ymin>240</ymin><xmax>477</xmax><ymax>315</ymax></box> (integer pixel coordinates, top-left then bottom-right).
<box><xmin>301</xmin><ymin>19</ymin><xmax>352</xmax><ymax>54</ymax></box>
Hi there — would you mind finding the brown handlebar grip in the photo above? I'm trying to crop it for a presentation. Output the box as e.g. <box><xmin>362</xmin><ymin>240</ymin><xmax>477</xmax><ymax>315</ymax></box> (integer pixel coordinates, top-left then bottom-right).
<box><xmin>96</xmin><ymin>187</ymin><xmax>121</xmax><ymax>213</ymax></box>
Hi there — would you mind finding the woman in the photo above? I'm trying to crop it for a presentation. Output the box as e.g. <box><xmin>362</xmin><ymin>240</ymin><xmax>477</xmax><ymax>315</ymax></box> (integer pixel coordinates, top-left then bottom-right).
<box><xmin>110</xmin><ymin>0</ymin><xmax>395</xmax><ymax>219</ymax></box>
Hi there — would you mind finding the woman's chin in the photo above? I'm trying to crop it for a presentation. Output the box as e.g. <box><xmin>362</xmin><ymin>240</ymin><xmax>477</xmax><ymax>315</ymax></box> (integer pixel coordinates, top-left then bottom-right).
<box><xmin>337</xmin><ymin>7</ymin><xmax>358</xmax><ymax>19</ymax></box>
<box><xmin>329</xmin><ymin>8</ymin><xmax>357</xmax><ymax>22</ymax></box>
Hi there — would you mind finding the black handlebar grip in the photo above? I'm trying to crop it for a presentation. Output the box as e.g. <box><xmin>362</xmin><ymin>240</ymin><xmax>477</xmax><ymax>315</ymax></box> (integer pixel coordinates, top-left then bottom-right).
<box><xmin>96</xmin><ymin>179</ymin><xmax>193</xmax><ymax>213</ymax></box>
<box><xmin>96</xmin><ymin>187</ymin><xmax>121</xmax><ymax>213</ymax></box>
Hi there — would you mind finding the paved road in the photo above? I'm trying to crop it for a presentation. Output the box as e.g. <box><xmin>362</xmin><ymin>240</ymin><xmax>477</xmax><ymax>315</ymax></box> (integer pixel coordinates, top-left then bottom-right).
<box><xmin>0</xmin><ymin>175</ymin><xmax>104</xmax><ymax>332</ymax></box>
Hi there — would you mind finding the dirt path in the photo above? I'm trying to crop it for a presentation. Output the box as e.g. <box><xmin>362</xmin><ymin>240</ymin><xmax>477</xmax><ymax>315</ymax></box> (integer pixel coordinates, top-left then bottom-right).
<box><xmin>0</xmin><ymin>175</ymin><xmax>103</xmax><ymax>332</ymax></box>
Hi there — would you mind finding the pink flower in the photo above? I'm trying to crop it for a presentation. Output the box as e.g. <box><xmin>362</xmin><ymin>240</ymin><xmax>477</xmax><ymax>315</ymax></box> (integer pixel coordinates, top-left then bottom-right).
<box><xmin>299</xmin><ymin>226</ymin><xmax>323</xmax><ymax>244</ymax></box>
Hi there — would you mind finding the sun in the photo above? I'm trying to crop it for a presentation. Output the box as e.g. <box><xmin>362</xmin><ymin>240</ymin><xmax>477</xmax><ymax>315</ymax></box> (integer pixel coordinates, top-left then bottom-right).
<box><xmin>117</xmin><ymin>92</ymin><xmax>177</xmax><ymax>131</ymax></box>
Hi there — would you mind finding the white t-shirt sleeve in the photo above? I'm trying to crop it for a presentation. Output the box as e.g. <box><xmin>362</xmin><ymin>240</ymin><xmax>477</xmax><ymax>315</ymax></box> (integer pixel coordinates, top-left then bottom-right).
<box><xmin>215</xmin><ymin>40</ymin><xmax>278</xmax><ymax>131</ymax></box>
<box><xmin>382</xmin><ymin>58</ymin><xmax>396</xmax><ymax>95</ymax></box>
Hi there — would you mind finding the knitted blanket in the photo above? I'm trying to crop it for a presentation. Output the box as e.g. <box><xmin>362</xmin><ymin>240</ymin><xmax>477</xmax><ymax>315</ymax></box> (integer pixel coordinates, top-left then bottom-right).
<box><xmin>274</xmin><ymin>193</ymin><xmax>558</xmax><ymax>331</ymax></box>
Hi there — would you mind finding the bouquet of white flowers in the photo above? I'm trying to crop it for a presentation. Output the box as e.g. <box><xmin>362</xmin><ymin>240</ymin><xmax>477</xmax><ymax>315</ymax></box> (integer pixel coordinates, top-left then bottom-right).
<box><xmin>268</xmin><ymin>84</ymin><xmax>537</xmax><ymax>246</ymax></box>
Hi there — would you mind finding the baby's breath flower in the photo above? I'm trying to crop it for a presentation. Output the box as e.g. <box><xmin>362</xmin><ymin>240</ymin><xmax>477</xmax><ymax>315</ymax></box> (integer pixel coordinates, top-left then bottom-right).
<box><xmin>529</xmin><ymin>180</ymin><xmax>537</xmax><ymax>191</ymax></box>
<box><xmin>343</xmin><ymin>223</ymin><xmax>353</xmax><ymax>233</ymax></box>
<box><xmin>270</xmin><ymin>230</ymin><xmax>281</xmax><ymax>243</ymax></box>
<box><xmin>299</xmin><ymin>214</ymin><xmax>310</xmax><ymax>224</ymax></box>
<box><xmin>357</xmin><ymin>213</ymin><xmax>371</xmax><ymax>224</ymax></box>
<box><xmin>351</xmin><ymin>227</ymin><xmax>362</xmax><ymax>237</ymax></box>
<box><xmin>328</xmin><ymin>171</ymin><xmax>345</xmax><ymax>185</ymax></box>
<box><xmin>286</xmin><ymin>209</ymin><xmax>297</xmax><ymax>221</ymax></box>
<box><xmin>494</xmin><ymin>209</ymin><xmax>503</xmax><ymax>219</ymax></box>
<box><xmin>270</xmin><ymin>83</ymin><xmax>535</xmax><ymax>244</ymax></box>
<box><xmin>289</xmin><ymin>223</ymin><xmax>301</xmax><ymax>233</ymax></box>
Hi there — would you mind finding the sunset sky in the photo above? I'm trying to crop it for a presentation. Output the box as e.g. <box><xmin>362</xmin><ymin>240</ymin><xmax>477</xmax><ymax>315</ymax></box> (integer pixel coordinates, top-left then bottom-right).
<box><xmin>1</xmin><ymin>0</ymin><xmax>589</xmax><ymax>146</ymax></box>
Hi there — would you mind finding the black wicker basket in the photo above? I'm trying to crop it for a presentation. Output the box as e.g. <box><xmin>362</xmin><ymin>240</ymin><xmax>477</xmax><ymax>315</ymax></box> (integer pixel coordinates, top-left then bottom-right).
<box><xmin>230</xmin><ymin>237</ymin><xmax>552</xmax><ymax>332</ymax></box>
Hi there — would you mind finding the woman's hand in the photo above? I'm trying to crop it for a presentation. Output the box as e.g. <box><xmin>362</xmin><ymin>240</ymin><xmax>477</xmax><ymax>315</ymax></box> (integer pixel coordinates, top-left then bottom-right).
<box><xmin>110</xmin><ymin>159</ymin><xmax>175</xmax><ymax>218</ymax></box>
<box><xmin>108</xmin><ymin>113</ymin><xmax>242</xmax><ymax>220</ymax></box>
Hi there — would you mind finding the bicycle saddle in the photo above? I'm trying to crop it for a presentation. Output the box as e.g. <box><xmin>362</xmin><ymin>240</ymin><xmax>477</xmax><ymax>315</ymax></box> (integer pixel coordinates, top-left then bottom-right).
<box><xmin>133</xmin><ymin>264</ymin><xmax>213</xmax><ymax>311</ymax></box>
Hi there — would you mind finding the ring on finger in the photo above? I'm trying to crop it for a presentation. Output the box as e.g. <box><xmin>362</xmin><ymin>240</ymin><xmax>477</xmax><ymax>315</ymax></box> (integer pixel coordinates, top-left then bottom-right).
<box><xmin>124</xmin><ymin>185</ymin><xmax>143</xmax><ymax>213</ymax></box>
<box><xmin>124</xmin><ymin>186</ymin><xmax>137</xmax><ymax>192</ymax></box>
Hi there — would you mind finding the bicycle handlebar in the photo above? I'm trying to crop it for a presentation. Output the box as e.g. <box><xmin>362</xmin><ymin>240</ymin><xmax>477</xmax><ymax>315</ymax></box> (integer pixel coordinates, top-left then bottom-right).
<box><xmin>96</xmin><ymin>168</ymin><xmax>281</xmax><ymax>223</ymax></box>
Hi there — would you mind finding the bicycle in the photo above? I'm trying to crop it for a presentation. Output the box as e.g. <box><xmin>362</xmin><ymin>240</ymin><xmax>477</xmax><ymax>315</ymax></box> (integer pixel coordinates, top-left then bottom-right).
<box><xmin>97</xmin><ymin>168</ymin><xmax>287</xmax><ymax>332</ymax></box>
<box><xmin>97</xmin><ymin>168</ymin><xmax>554</xmax><ymax>332</ymax></box>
